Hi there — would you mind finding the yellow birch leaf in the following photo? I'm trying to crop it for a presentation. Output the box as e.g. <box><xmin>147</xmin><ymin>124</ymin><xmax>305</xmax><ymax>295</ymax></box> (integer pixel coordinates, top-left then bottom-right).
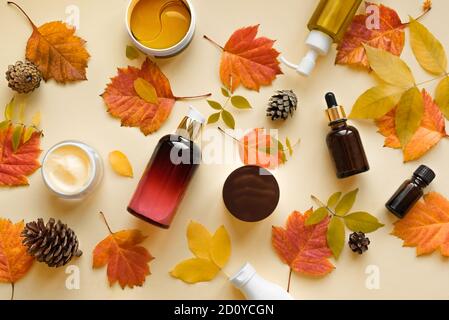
<box><xmin>4</xmin><ymin>98</ymin><xmax>15</xmax><ymax>121</ymax></box>
<box><xmin>210</xmin><ymin>226</ymin><xmax>231</xmax><ymax>268</ymax></box>
<box><xmin>31</xmin><ymin>112</ymin><xmax>41</xmax><ymax>128</ymax></box>
<box><xmin>187</xmin><ymin>221</ymin><xmax>212</xmax><ymax>259</ymax></box>
<box><xmin>18</xmin><ymin>101</ymin><xmax>26</xmax><ymax>124</ymax></box>
<box><xmin>364</xmin><ymin>45</ymin><xmax>415</xmax><ymax>88</ymax></box>
<box><xmin>170</xmin><ymin>258</ymin><xmax>220</xmax><ymax>284</ymax></box>
<box><xmin>435</xmin><ymin>76</ymin><xmax>449</xmax><ymax>120</ymax></box>
<box><xmin>396</xmin><ymin>87</ymin><xmax>424</xmax><ymax>148</ymax></box>
<box><xmin>409</xmin><ymin>18</ymin><xmax>447</xmax><ymax>75</ymax></box>
<box><xmin>133</xmin><ymin>77</ymin><xmax>158</xmax><ymax>104</ymax></box>
<box><xmin>108</xmin><ymin>151</ymin><xmax>133</xmax><ymax>178</ymax></box>
<box><xmin>350</xmin><ymin>85</ymin><xmax>405</xmax><ymax>119</ymax></box>
<box><xmin>23</xmin><ymin>127</ymin><xmax>36</xmax><ymax>144</ymax></box>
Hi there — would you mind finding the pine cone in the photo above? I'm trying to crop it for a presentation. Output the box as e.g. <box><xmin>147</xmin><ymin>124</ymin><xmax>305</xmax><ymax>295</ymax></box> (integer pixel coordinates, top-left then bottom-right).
<box><xmin>5</xmin><ymin>60</ymin><xmax>42</xmax><ymax>94</ymax></box>
<box><xmin>266</xmin><ymin>90</ymin><xmax>298</xmax><ymax>121</ymax></box>
<box><xmin>348</xmin><ymin>232</ymin><xmax>370</xmax><ymax>254</ymax></box>
<box><xmin>22</xmin><ymin>218</ymin><xmax>82</xmax><ymax>267</ymax></box>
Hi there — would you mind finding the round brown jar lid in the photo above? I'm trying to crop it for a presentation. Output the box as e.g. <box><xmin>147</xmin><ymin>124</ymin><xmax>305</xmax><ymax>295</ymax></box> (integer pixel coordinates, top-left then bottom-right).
<box><xmin>222</xmin><ymin>165</ymin><xmax>280</xmax><ymax>222</ymax></box>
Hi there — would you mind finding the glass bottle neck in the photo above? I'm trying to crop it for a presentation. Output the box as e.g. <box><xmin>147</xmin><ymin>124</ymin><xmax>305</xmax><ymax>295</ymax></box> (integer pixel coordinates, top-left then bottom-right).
<box><xmin>330</xmin><ymin>120</ymin><xmax>347</xmax><ymax>130</ymax></box>
<box><xmin>175</xmin><ymin>117</ymin><xmax>202</xmax><ymax>141</ymax></box>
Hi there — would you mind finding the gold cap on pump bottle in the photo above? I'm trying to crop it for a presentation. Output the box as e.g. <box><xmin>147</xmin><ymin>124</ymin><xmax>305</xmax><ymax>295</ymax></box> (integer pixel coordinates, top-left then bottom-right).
<box><xmin>325</xmin><ymin>92</ymin><xmax>347</xmax><ymax>123</ymax></box>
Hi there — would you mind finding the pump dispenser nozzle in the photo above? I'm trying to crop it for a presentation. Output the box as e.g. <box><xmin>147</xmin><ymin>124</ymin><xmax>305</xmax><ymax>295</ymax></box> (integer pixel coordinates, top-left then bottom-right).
<box><xmin>281</xmin><ymin>30</ymin><xmax>332</xmax><ymax>77</ymax></box>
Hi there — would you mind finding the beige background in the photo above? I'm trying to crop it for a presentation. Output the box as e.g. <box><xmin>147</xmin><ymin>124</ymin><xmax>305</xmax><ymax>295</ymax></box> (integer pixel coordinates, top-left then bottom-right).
<box><xmin>1</xmin><ymin>0</ymin><xmax>449</xmax><ymax>300</ymax></box>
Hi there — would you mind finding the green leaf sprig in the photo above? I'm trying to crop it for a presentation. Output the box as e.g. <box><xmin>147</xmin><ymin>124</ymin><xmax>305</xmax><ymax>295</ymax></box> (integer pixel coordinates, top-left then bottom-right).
<box><xmin>206</xmin><ymin>86</ymin><xmax>252</xmax><ymax>129</ymax></box>
<box><xmin>307</xmin><ymin>189</ymin><xmax>384</xmax><ymax>259</ymax></box>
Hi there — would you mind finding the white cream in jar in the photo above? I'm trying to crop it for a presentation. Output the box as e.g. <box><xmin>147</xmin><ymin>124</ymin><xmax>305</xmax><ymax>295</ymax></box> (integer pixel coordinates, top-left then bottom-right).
<box><xmin>42</xmin><ymin>141</ymin><xmax>103</xmax><ymax>199</ymax></box>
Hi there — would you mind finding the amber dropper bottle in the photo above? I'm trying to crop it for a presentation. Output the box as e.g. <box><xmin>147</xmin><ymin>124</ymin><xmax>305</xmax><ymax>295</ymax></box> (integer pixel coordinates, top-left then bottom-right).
<box><xmin>385</xmin><ymin>165</ymin><xmax>436</xmax><ymax>218</ymax></box>
<box><xmin>325</xmin><ymin>92</ymin><xmax>370</xmax><ymax>179</ymax></box>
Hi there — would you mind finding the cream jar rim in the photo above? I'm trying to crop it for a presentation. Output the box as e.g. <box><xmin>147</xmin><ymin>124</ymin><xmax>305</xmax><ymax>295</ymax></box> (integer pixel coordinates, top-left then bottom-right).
<box><xmin>125</xmin><ymin>0</ymin><xmax>196</xmax><ymax>56</ymax></box>
<box><xmin>41</xmin><ymin>140</ymin><xmax>98</xmax><ymax>198</ymax></box>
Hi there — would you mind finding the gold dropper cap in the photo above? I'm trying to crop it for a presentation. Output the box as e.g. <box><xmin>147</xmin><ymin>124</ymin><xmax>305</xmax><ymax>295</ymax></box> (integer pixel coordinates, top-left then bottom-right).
<box><xmin>325</xmin><ymin>92</ymin><xmax>346</xmax><ymax>123</ymax></box>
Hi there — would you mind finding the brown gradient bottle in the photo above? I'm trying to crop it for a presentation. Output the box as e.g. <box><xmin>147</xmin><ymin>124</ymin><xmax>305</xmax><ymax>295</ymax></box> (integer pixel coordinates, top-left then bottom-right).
<box><xmin>325</xmin><ymin>92</ymin><xmax>369</xmax><ymax>179</ymax></box>
<box><xmin>127</xmin><ymin>107</ymin><xmax>204</xmax><ymax>228</ymax></box>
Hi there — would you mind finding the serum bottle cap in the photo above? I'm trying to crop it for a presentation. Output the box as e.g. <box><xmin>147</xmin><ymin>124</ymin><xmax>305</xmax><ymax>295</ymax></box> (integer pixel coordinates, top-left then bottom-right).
<box><xmin>176</xmin><ymin>106</ymin><xmax>205</xmax><ymax>141</ymax></box>
<box><xmin>325</xmin><ymin>92</ymin><xmax>346</xmax><ymax>124</ymax></box>
<box><xmin>413</xmin><ymin>165</ymin><xmax>436</xmax><ymax>186</ymax></box>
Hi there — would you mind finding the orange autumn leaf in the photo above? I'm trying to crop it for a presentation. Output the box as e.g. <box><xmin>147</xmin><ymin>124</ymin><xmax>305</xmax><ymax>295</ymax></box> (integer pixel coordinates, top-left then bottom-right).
<box><xmin>9</xmin><ymin>2</ymin><xmax>90</xmax><ymax>83</ymax></box>
<box><xmin>102</xmin><ymin>58</ymin><xmax>176</xmax><ymax>135</ymax></box>
<box><xmin>217</xmin><ymin>25</ymin><xmax>282</xmax><ymax>92</ymax></box>
<box><xmin>393</xmin><ymin>192</ymin><xmax>449</xmax><ymax>256</ymax></box>
<box><xmin>0</xmin><ymin>219</ymin><xmax>34</xmax><ymax>285</ymax></box>
<box><xmin>336</xmin><ymin>2</ymin><xmax>405</xmax><ymax>69</ymax></box>
<box><xmin>238</xmin><ymin>128</ymin><xmax>286</xmax><ymax>169</ymax></box>
<box><xmin>93</xmin><ymin>229</ymin><xmax>154</xmax><ymax>289</ymax></box>
<box><xmin>376</xmin><ymin>90</ymin><xmax>447</xmax><ymax>162</ymax></box>
<box><xmin>0</xmin><ymin>124</ymin><xmax>42</xmax><ymax>187</ymax></box>
<box><xmin>272</xmin><ymin>210</ymin><xmax>334</xmax><ymax>277</ymax></box>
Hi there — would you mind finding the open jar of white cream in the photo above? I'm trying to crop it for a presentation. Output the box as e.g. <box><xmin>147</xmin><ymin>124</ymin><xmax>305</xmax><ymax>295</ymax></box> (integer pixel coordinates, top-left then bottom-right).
<box><xmin>42</xmin><ymin>141</ymin><xmax>103</xmax><ymax>199</ymax></box>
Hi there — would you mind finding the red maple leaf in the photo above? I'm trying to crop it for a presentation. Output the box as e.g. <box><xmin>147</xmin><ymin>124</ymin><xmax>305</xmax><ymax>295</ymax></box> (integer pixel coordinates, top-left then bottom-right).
<box><xmin>272</xmin><ymin>210</ymin><xmax>334</xmax><ymax>277</ymax></box>
<box><xmin>0</xmin><ymin>124</ymin><xmax>41</xmax><ymax>186</ymax></box>
<box><xmin>336</xmin><ymin>2</ymin><xmax>405</xmax><ymax>68</ymax></box>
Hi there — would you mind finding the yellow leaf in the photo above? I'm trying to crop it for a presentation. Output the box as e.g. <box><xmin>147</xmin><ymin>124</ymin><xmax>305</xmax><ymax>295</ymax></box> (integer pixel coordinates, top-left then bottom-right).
<box><xmin>31</xmin><ymin>112</ymin><xmax>41</xmax><ymax>128</ymax></box>
<box><xmin>170</xmin><ymin>258</ymin><xmax>220</xmax><ymax>284</ymax></box>
<box><xmin>396</xmin><ymin>87</ymin><xmax>424</xmax><ymax>148</ymax></box>
<box><xmin>18</xmin><ymin>100</ymin><xmax>26</xmax><ymax>124</ymax></box>
<box><xmin>187</xmin><ymin>221</ymin><xmax>212</xmax><ymax>259</ymax></box>
<box><xmin>435</xmin><ymin>76</ymin><xmax>449</xmax><ymax>120</ymax></box>
<box><xmin>108</xmin><ymin>151</ymin><xmax>133</xmax><ymax>178</ymax></box>
<box><xmin>22</xmin><ymin>127</ymin><xmax>36</xmax><ymax>144</ymax></box>
<box><xmin>134</xmin><ymin>77</ymin><xmax>158</xmax><ymax>104</ymax></box>
<box><xmin>350</xmin><ymin>85</ymin><xmax>405</xmax><ymax>119</ymax></box>
<box><xmin>364</xmin><ymin>45</ymin><xmax>415</xmax><ymax>88</ymax></box>
<box><xmin>4</xmin><ymin>97</ymin><xmax>15</xmax><ymax>121</ymax></box>
<box><xmin>210</xmin><ymin>226</ymin><xmax>231</xmax><ymax>268</ymax></box>
<box><xmin>11</xmin><ymin>125</ymin><xmax>23</xmax><ymax>152</ymax></box>
<box><xmin>409</xmin><ymin>18</ymin><xmax>447</xmax><ymax>75</ymax></box>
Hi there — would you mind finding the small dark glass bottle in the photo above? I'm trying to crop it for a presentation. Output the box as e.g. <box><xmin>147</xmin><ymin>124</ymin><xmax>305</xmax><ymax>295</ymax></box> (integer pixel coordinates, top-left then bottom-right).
<box><xmin>325</xmin><ymin>92</ymin><xmax>370</xmax><ymax>179</ymax></box>
<box><xmin>385</xmin><ymin>165</ymin><xmax>436</xmax><ymax>219</ymax></box>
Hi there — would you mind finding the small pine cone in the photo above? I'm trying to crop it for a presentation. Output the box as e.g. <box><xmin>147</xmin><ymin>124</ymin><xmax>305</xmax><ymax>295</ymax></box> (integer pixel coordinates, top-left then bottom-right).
<box><xmin>348</xmin><ymin>232</ymin><xmax>370</xmax><ymax>254</ymax></box>
<box><xmin>5</xmin><ymin>60</ymin><xmax>42</xmax><ymax>94</ymax></box>
<box><xmin>22</xmin><ymin>218</ymin><xmax>82</xmax><ymax>268</ymax></box>
<box><xmin>266</xmin><ymin>90</ymin><xmax>298</xmax><ymax>121</ymax></box>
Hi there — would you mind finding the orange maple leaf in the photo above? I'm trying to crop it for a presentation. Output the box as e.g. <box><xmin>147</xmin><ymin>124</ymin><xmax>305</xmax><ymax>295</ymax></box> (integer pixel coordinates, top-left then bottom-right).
<box><xmin>336</xmin><ymin>2</ymin><xmax>405</xmax><ymax>68</ymax></box>
<box><xmin>238</xmin><ymin>128</ymin><xmax>286</xmax><ymax>169</ymax></box>
<box><xmin>0</xmin><ymin>219</ymin><xmax>34</xmax><ymax>299</ymax></box>
<box><xmin>0</xmin><ymin>124</ymin><xmax>42</xmax><ymax>187</ymax></box>
<box><xmin>93</xmin><ymin>229</ymin><xmax>154</xmax><ymax>289</ymax></box>
<box><xmin>272</xmin><ymin>210</ymin><xmax>334</xmax><ymax>277</ymax></box>
<box><xmin>102</xmin><ymin>58</ymin><xmax>176</xmax><ymax>135</ymax></box>
<box><xmin>376</xmin><ymin>90</ymin><xmax>447</xmax><ymax>162</ymax></box>
<box><xmin>9</xmin><ymin>2</ymin><xmax>90</xmax><ymax>83</ymax></box>
<box><xmin>211</xmin><ymin>25</ymin><xmax>282</xmax><ymax>92</ymax></box>
<box><xmin>393</xmin><ymin>192</ymin><xmax>449</xmax><ymax>256</ymax></box>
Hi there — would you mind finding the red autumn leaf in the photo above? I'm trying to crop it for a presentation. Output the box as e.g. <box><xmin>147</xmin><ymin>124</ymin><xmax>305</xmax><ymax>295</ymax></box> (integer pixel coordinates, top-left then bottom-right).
<box><xmin>392</xmin><ymin>192</ymin><xmax>449</xmax><ymax>256</ymax></box>
<box><xmin>336</xmin><ymin>2</ymin><xmax>405</xmax><ymax>69</ymax></box>
<box><xmin>376</xmin><ymin>90</ymin><xmax>447</xmax><ymax>162</ymax></box>
<box><xmin>272</xmin><ymin>209</ymin><xmax>334</xmax><ymax>277</ymax></box>
<box><xmin>93</xmin><ymin>229</ymin><xmax>154</xmax><ymax>289</ymax></box>
<box><xmin>216</xmin><ymin>25</ymin><xmax>282</xmax><ymax>92</ymax></box>
<box><xmin>102</xmin><ymin>58</ymin><xmax>175</xmax><ymax>135</ymax></box>
<box><xmin>0</xmin><ymin>124</ymin><xmax>41</xmax><ymax>187</ymax></box>
<box><xmin>238</xmin><ymin>128</ymin><xmax>286</xmax><ymax>169</ymax></box>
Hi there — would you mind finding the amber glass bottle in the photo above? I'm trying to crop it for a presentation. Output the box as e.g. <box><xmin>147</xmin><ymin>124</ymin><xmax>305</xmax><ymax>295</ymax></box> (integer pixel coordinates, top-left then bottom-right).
<box><xmin>385</xmin><ymin>165</ymin><xmax>435</xmax><ymax>218</ymax></box>
<box><xmin>325</xmin><ymin>92</ymin><xmax>369</xmax><ymax>179</ymax></box>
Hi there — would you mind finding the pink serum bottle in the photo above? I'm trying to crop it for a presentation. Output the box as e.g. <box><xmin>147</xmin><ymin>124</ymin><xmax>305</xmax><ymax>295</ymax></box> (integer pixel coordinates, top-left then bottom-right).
<box><xmin>127</xmin><ymin>107</ymin><xmax>205</xmax><ymax>228</ymax></box>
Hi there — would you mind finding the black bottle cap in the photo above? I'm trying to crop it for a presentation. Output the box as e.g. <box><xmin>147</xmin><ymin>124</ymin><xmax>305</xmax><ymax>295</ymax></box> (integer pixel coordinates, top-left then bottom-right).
<box><xmin>414</xmin><ymin>165</ymin><xmax>436</xmax><ymax>185</ymax></box>
<box><xmin>325</xmin><ymin>92</ymin><xmax>338</xmax><ymax>108</ymax></box>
